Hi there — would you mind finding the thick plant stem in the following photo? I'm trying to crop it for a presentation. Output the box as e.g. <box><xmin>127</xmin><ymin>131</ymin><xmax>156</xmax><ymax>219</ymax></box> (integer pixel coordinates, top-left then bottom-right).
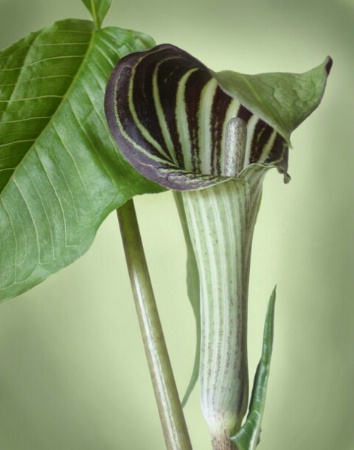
<box><xmin>117</xmin><ymin>199</ymin><xmax>193</xmax><ymax>450</ymax></box>
<box><xmin>181</xmin><ymin>176</ymin><xmax>263</xmax><ymax>450</ymax></box>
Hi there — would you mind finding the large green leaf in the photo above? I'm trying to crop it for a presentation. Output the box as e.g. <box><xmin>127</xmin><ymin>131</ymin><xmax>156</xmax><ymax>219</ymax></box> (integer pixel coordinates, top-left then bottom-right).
<box><xmin>81</xmin><ymin>0</ymin><xmax>112</xmax><ymax>29</ymax></box>
<box><xmin>0</xmin><ymin>19</ymin><xmax>163</xmax><ymax>302</ymax></box>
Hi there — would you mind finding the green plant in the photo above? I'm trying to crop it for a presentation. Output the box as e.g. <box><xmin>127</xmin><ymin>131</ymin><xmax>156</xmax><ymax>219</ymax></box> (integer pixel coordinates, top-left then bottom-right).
<box><xmin>0</xmin><ymin>1</ymin><xmax>332</xmax><ymax>449</ymax></box>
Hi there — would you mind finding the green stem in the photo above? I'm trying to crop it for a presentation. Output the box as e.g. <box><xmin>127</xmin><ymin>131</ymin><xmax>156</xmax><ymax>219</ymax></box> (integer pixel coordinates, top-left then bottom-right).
<box><xmin>117</xmin><ymin>199</ymin><xmax>193</xmax><ymax>450</ymax></box>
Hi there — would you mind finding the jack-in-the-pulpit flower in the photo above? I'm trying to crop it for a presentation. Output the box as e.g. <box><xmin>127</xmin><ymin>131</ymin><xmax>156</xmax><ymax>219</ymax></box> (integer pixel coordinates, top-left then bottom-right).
<box><xmin>105</xmin><ymin>44</ymin><xmax>332</xmax><ymax>450</ymax></box>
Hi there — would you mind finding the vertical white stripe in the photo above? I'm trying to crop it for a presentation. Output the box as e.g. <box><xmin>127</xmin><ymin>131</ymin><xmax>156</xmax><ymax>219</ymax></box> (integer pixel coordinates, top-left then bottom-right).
<box><xmin>198</xmin><ymin>78</ymin><xmax>218</xmax><ymax>175</ymax></box>
<box><xmin>175</xmin><ymin>68</ymin><xmax>198</xmax><ymax>171</ymax></box>
<box><xmin>258</xmin><ymin>129</ymin><xmax>277</xmax><ymax>163</ymax></box>
<box><xmin>243</xmin><ymin>114</ymin><xmax>259</xmax><ymax>169</ymax></box>
<box><xmin>152</xmin><ymin>64</ymin><xmax>177</xmax><ymax>164</ymax></box>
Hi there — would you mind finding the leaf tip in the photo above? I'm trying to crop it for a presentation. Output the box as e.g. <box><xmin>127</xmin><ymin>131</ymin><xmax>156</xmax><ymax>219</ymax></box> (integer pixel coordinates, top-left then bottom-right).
<box><xmin>325</xmin><ymin>56</ymin><xmax>333</xmax><ymax>76</ymax></box>
<box><xmin>81</xmin><ymin>0</ymin><xmax>112</xmax><ymax>29</ymax></box>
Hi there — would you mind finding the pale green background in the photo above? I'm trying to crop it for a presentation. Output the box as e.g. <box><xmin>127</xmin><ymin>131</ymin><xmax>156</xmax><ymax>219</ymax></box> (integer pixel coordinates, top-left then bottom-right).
<box><xmin>0</xmin><ymin>0</ymin><xmax>353</xmax><ymax>449</ymax></box>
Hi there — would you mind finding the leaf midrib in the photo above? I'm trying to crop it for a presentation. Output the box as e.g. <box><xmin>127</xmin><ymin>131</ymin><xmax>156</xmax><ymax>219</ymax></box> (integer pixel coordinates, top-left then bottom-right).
<box><xmin>1</xmin><ymin>21</ymin><xmax>97</xmax><ymax>197</ymax></box>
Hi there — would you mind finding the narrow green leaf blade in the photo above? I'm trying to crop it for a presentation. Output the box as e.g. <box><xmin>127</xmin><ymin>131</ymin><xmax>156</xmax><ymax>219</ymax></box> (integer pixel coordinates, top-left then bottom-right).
<box><xmin>214</xmin><ymin>57</ymin><xmax>332</xmax><ymax>145</ymax></box>
<box><xmin>230</xmin><ymin>288</ymin><xmax>276</xmax><ymax>450</ymax></box>
<box><xmin>174</xmin><ymin>192</ymin><xmax>201</xmax><ymax>407</ymax></box>
<box><xmin>0</xmin><ymin>20</ymin><xmax>162</xmax><ymax>302</ymax></box>
<box><xmin>81</xmin><ymin>0</ymin><xmax>112</xmax><ymax>28</ymax></box>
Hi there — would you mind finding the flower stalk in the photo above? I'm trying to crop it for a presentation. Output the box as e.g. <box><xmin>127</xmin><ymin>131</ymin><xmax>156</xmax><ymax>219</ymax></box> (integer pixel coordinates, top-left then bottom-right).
<box><xmin>117</xmin><ymin>199</ymin><xmax>193</xmax><ymax>450</ymax></box>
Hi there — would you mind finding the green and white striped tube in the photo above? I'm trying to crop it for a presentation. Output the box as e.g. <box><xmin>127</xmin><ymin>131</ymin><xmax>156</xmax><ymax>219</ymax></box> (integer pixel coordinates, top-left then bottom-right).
<box><xmin>182</xmin><ymin>174</ymin><xmax>263</xmax><ymax>449</ymax></box>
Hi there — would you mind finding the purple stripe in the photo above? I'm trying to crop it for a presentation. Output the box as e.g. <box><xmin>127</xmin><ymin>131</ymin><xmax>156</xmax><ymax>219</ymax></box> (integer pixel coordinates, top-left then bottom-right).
<box><xmin>249</xmin><ymin>120</ymin><xmax>273</xmax><ymax>164</ymax></box>
<box><xmin>156</xmin><ymin>56</ymin><xmax>188</xmax><ymax>168</ymax></box>
<box><xmin>210</xmin><ymin>86</ymin><xmax>233</xmax><ymax>175</ymax></box>
<box><xmin>237</xmin><ymin>104</ymin><xmax>253</xmax><ymax>123</ymax></box>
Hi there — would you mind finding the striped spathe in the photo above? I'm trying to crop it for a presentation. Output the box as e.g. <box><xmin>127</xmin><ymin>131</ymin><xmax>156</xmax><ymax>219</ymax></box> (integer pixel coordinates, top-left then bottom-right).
<box><xmin>105</xmin><ymin>44</ymin><xmax>289</xmax><ymax>190</ymax></box>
